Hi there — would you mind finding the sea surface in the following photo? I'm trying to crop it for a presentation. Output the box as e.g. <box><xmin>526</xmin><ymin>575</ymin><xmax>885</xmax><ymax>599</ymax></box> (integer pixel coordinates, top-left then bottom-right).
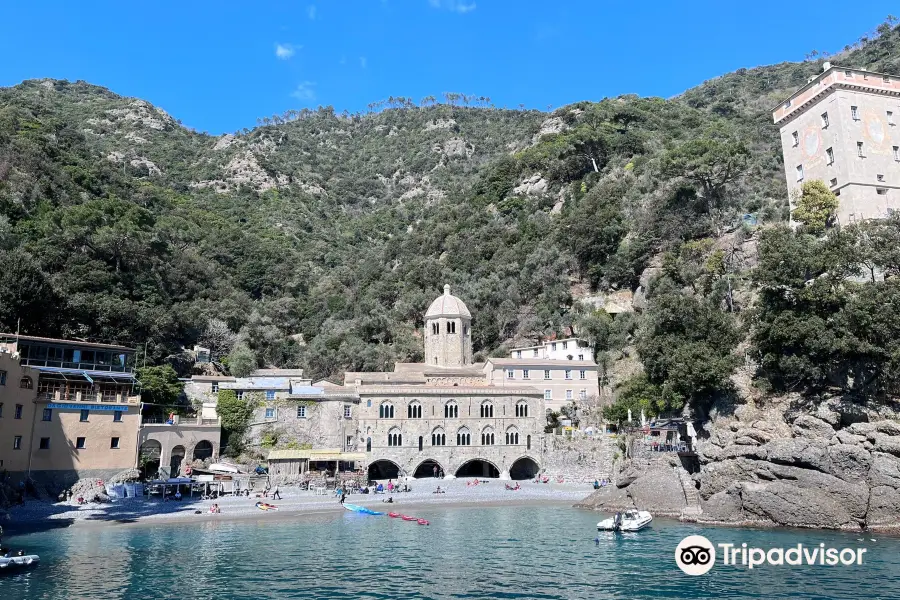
<box><xmin>2</xmin><ymin>505</ymin><xmax>899</xmax><ymax>599</ymax></box>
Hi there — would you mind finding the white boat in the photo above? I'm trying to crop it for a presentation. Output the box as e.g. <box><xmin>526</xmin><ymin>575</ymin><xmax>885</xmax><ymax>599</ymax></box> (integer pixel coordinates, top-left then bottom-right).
<box><xmin>597</xmin><ymin>510</ymin><xmax>653</xmax><ymax>532</ymax></box>
<box><xmin>208</xmin><ymin>462</ymin><xmax>241</xmax><ymax>474</ymax></box>
<box><xmin>0</xmin><ymin>554</ymin><xmax>40</xmax><ymax>571</ymax></box>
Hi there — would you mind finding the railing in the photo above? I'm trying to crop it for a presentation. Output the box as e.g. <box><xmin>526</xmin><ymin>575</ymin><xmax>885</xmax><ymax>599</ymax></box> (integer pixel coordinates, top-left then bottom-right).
<box><xmin>21</xmin><ymin>358</ymin><xmax>131</xmax><ymax>372</ymax></box>
<box><xmin>141</xmin><ymin>416</ymin><xmax>221</xmax><ymax>427</ymax></box>
<box><xmin>40</xmin><ymin>391</ymin><xmax>140</xmax><ymax>405</ymax></box>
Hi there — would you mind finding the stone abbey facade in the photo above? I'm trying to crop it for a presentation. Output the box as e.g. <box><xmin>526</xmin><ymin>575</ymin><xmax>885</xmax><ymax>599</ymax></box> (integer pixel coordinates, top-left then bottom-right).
<box><xmin>349</xmin><ymin>285</ymin><xmax>545</xmax><ymax>480</ymax></box>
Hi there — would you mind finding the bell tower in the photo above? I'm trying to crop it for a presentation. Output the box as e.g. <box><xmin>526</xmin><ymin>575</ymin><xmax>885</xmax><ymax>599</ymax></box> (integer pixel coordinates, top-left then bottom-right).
<box><xmin>424</xmin><ymin>284</ymin><xmax>473</xmax><ymax>368</ymax></box>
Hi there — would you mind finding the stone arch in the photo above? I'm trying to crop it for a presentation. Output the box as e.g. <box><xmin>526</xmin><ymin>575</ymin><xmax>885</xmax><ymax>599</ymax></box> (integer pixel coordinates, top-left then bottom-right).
<box><xmin>444</xmin><ymin>400</ymin><xmax>458</xmax><ymax>418</ymax></box>
<box><xmin>368</xmin><ymin>459</ymin><xmax>400</xmax><ymax>480</ymax></box>
<box><xmin>413</xmin><ymin>459</ymin><xmax>445</xmax><ymax>478</ymax></box>
<box><xmin>480</xmin><ymin>426</ymin><xmax>495</xmax><ymax>446</ymax></box>
<box><xmin>515</xmin><ymin>400</ymin><xmax>529</xmax><ymax>418</ymax></box>
<box><xmin>387</xmin><ymin>427</ymin><xmax>402</xmax><ymax>447</ymax></box>
<box><xmin>479</xmin><ymin>399</ymin><xmax>494</xmax><ymax>418</ymax></box>
<box><xmin>509</xmin><ymin>456</ymin><xmax>541</xmax><ymax>480</ymax></box>
<box><xmin>407</xmin><ymin>400</ymin><xmax>422</xmax><ymax>419</ymax></box>
<box><xmin>505</xmin><ymin>426</ymin><xmax>520</xmax><ymax>446</ymax></box>
<box><xmin>455</xmin><ymin>458</ymin><xmax>500</xmax><ymax>478</ymax></box>
<box><xmin>139</xmin><ymin>440</ymin><xmax>162</xmax><ymax>479</ymax></box>
<box><xmin>431</xmin><ymin>426</ymin><xmax>446</xmax><ymax>446</ymax></box>
<box><xmin>379</xmin><ymin>402</ymin><xmax>395</xmax><ymax>419</ymax></box>
<box><xmin>169</xmin><ymin>445</ymin><xmax>186</xmax><ymax>475</ymax></box>
<box><xmin>193</xmin><ymin>440</ymin><xmax>214</xmax><ymax>460</ymax></box>
<box><xmin>456</xmin><ymin>426</ymin><xmax>471</xmax><ymax>446</ymax></box>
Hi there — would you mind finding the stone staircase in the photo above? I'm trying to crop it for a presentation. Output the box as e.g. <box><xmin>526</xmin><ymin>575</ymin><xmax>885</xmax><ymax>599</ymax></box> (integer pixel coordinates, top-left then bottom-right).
<box><xmin>676</xmin><ymin>467</ymin><xmax>703</xmax><ymax>521</ymax></box>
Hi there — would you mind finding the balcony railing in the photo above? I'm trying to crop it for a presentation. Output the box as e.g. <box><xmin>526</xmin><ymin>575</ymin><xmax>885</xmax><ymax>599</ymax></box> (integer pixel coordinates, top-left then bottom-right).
<box><xmin>22</xmin><ymin>358</ymin><xmax>131</xmax><ymax>373</ymax></box>
<box><xmin>41</xmin><ymin>391</ymin><xmax>140</xmax><ymax>405</ymax></box>
<box><xmin>140</xmin><ymin>415</ymin><xmax>221</xmax><ymax>428</ymax></box>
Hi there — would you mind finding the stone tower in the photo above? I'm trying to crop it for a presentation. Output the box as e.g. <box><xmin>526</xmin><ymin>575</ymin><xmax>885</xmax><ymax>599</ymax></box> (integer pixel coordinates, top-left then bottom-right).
<box><xmin>424</xmin><ymin>284</ymin><xmax>473</xmax><ymax>368</ymax></box>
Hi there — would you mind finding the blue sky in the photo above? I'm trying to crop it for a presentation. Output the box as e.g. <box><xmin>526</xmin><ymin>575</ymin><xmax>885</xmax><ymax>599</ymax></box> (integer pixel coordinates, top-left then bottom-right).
<box><xmin>1</xmin><ymin>1</ymin><xmax>896</xmax><ymax>134</ymax></box>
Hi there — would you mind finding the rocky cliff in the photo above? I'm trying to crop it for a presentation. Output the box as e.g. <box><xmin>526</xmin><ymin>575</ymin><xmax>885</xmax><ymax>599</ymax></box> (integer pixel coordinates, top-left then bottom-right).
<box><xmin>577</xmin><ymin>395</ymin><xmax>900</xmax><ymax>532</ymax></box>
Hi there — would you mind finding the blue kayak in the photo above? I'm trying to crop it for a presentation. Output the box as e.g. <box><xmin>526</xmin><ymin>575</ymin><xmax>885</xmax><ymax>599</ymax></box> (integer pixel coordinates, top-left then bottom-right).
<box><xmin>344</xmin><ymin>503</ymin><xmax>384</xmax><ymax>516</ymax></box>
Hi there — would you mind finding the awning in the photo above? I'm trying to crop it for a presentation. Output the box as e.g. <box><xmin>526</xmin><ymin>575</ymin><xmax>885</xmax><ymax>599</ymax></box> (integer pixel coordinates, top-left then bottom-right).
<box><xmin>36</xmin><ymin>366</ymin><xmax>137</xmax><ymax>383</ymax></box>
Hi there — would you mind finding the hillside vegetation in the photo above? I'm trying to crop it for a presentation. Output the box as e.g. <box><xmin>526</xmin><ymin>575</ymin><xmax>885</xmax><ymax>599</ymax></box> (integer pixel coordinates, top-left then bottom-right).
<box><xmin>1</xmin><ymin>19</ymin><xmax>899</xmax><ymax>415</ymax></box>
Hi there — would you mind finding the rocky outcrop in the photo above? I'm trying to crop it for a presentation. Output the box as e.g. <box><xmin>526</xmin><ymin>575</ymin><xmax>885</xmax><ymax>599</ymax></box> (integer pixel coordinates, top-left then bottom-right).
<box><xmin>694</xmin><ymin>397</ymin><xmax>900</xmax><ymax>532</ymax></box>
<box><xmin>577</xmin><ymin>396</ymin><xmax>900</xmax><ymax>532</ymax></box>
<box><xmin>512</xmin><ymin>174</ymin><xmax>548</xmax><ymax>196</ymax></box>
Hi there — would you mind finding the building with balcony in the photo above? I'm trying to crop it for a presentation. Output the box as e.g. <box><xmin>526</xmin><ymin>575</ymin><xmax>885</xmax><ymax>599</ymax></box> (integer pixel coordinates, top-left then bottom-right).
<box><xmin>0</xmin><ymin>334</ymin><xmax>142</xmax><ymax>489</ymax></box>
<box><xmin>773</xmin><ymin>63</ymin><xmax>900</xmax><ymax>224</ymax></box>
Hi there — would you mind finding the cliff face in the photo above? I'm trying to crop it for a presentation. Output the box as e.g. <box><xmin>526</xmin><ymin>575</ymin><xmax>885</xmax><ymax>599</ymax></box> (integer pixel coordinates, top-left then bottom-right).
<box><xmin>696</xmin><ymin>396</ymin><xmax>900</xmax><ymax>531</ymax></box>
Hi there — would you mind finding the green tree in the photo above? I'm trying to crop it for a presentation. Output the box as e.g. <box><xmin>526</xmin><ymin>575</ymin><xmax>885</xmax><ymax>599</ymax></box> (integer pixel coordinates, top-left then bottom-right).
<box><xmin>792</xmin><ymin>180</ymin><xmax>838</xmax><ymax>234</ymax></box>
<box><xmin>228</xmin><ymin>343</ymin><xmax>257</xmax><ymax>377</ymax></box>
<box><xmin>137</xmin><ymin>365</ymin><xmax>184</xmax><ymax>406</ymax></box>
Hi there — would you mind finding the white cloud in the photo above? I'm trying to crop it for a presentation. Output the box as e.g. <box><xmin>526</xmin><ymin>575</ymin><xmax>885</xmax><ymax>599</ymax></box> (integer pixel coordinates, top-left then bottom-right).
<box><xmin>307</xmin><ymin>5</ymin><xmax>316</xmax><ymax>19</ymax></box>
<box><xmin>291</xmin><ymin>81</ymin><xmax>317</xmax><ymax>101</ymax></box>
<box><xmin>428</xmin><ymin>0</ymin><xmax>476</xmax><ymax>13</ymax></box>
<box><xmin>359</xmin><ymin>56</ymin><xmax>368</xmax><ymax>69</ymax></box>
<box><xmin>275</xmin><ymin>43</ymin><xmax>297</xmax><ymax>59</ymax></box>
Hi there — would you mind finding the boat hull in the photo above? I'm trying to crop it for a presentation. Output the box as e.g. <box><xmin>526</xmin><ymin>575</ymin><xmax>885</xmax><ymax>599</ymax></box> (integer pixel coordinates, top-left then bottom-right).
<box><xmin>596</xmin><ymin>512</ymin><xmax>653</xmax><ymax>532</ymax></box>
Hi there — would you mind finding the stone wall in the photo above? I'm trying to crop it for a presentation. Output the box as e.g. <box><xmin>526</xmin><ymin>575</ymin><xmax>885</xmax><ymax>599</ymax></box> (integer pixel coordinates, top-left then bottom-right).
<box><xmin>540</xmin><ymin>434</ymin><xmax>618</xmax><ymax>481</ymax></box>
<box><xmin>247</xmin><ymin>398</ymin><xmax>356</xmax><ymax>451</ymax></box>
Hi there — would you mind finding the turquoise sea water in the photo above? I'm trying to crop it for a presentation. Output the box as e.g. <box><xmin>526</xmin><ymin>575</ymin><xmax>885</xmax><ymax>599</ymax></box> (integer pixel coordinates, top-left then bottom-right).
<box><xmin>3</xmin><ymin>505</ymin><xmax>899</xmax><ymax>599</ymax></box>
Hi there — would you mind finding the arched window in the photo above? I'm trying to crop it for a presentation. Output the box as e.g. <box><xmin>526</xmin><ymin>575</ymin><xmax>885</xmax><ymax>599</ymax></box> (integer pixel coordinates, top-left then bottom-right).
<box><xmin>366</xmin><ymin>437</ymin><xmax>372</xmax><ymax>452</ymax></box>
<box><xmin>480</xmin><ymin>400</ymin><xmax>493</xmax><ymax>418</ymax></box>
<box><xmin>431</xmin><ymin>427</ymin><xmax>446</xmax><ymax>446</ymax></box>
<box><xmin>444</xmin><ymin>401</ymin><xmax>458</xmax><ymax>419</ymax></box>
<box><xmin>380</xmin><ymin>402</ymin><xmax>394</xmax><ymax>419</ymax></box>
<box><xmin>457</xmin><ymin>427</ymin><xmax>471</xmax><ymax>446</ymax></box>
<box><xmin>516</xmin><ymin>401</ymin><xmax>529</xmax><ymax>418</ymax></box>
<box><xmin>505</xmin><ymin>426</ymin><xmax>520</xmax><ymax>445</ymax></box>
<box><xmin>481</xmin><ymin>426</ymin><xmax>495</xmax><ymax>446</ymax></box>
<box><xmin>431</xmin><ymin>322</ymin><xmax>439</xmax><ymax>335</ymax></box>
<box><xmin>418</xmin><ymin>436</ymin><xmax>423</xmax><ymax>451</ymax></box>
<box><xmin>19</xmin><ymin>377</ymin><xmax>33</xmax><ymax>389</ymax></box>
<box><xmin>448</xmin><ymin>321</ymin><xmax>456</xmax><ymax>334</ymax></box>
<box><xmin>387</xmin><ymin>427</ymin><xmax>402</xmax><ymax>447</ymax></box>
<box><xmin>527</xmin><ymin>434</ymin><xmax>531</xmax><ymax>450</ymax></box>
<box><xmin>408</xmin><ymin>401</ymin><xmax>422</xmax><ymax>419</ymax></box>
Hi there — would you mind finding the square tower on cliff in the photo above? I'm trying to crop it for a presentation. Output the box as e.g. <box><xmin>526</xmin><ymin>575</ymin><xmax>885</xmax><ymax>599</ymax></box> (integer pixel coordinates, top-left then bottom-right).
<box><xmin>773</xmin><ymin>62</ymin><xmax>900</xmax><ymax>225</ymax></box>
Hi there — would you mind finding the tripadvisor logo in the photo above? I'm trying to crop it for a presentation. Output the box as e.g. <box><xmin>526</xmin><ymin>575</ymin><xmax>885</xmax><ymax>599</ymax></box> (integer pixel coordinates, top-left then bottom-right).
<box><xmin>675</xmin><ymin>535</ymin><xmax>868</xmax><ymax>575</ymax></box>
<box><xmin>676</xmin><ymin>535</ymin><xmax>716</xmax><ymax>576</ymax></box>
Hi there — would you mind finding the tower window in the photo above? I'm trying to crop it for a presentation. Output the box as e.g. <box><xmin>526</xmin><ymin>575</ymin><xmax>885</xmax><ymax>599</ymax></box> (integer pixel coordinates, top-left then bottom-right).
<box><xmin>431</xmin><ymin>322</ymin><xmax>439</xmax><ymax>335</ymax></box>
<box><xmin>857</xmin><ymin>142</ymin><xmax>865</xmax><ymax>157</ymax></box>
<box><xmin>894</xmin><ymin>146</ymin><xmax>899</xmax><ymax>161</ymax></box>
<box><xmin>830</xmin><ymin>178</ymin><xmax>838</xmax><ymax>187</ymax></box>
<box><xmin>826</xmin><ymin>147</ymin><xmax>834</xmax><ymax>165</ymax></box>
<box><xmin>821</xmin><ymin>112</ymin><xmax>829</xmax><ymax>128</ymax></box>
<box><xmin>796</xmin><ymin>165</ymin><xmax>804</xmax><ymax>181</ymax></box>
<box><xmin>791</xmin><ymin>131</ymin><xmax>799</xmax><ymax>146</ymax></box>
<box><xmin>877</xmin><ymin>188</ymin><xmax>889</xmax><ymax>196</ymax></box>
<box><xmin>851</xmin><ymin>106</ymin><xmax>859</xmax><ymax>120</ymax></box>
<box><xmin>877</xmin><ymin>174</ymin><xmax>885</xmax><ymax>182</ymax></box>
<box><xmin>889</xmin><ymin>111</ymin><xmax>895</xmax><ymax>125</ymax></box>
<box><xmin>448</xmin><ymin>321</ymin><xmax>456</xmax><ymax>334</ymax></box>
<box><xmin>845</xmin><ymin>70</ymin><xmax>853</xmax><ymax>78</ymax></box>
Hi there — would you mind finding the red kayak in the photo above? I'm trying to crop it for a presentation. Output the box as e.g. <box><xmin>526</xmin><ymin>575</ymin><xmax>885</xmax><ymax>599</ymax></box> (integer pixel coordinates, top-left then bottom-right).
<box><xmin>417</xmin><ymin>519</ymin><xmax>429</xmax><ymax>526</ymax></box>
<box><xmin>401</xmin><ymin>515</ymin><xmax>417</xmax><ymax>521</ymax></box>
<box><xmin>388</xmin><ymin>512</ymin><xmax>401</xmax><ymax>518</ymax></box>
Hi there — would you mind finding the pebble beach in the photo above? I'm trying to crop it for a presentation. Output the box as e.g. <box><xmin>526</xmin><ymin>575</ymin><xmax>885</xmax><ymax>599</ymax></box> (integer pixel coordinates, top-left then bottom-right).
<box><xmin>4</xmin><ymin>478</ymin><xmax>596</xmax><ymax>530</ymax></box>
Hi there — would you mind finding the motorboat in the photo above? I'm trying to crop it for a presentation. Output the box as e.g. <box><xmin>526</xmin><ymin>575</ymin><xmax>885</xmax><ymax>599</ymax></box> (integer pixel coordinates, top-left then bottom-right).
<box><xmin>597</xmin><ymin>510</ymin><xmax>653</xmax><ymax>532</ymax></box>
<box><xmin>0</xmin><ymin>553</ymin><xmax>39</xmax><ymax>572</ymax></box>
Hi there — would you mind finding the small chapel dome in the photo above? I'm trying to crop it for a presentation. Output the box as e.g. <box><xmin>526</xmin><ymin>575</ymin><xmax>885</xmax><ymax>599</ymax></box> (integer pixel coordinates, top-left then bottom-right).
<box><xmin>425</xmin><ymin>284</ymin><xmax>472</xmax><ymax>319</ymax></box>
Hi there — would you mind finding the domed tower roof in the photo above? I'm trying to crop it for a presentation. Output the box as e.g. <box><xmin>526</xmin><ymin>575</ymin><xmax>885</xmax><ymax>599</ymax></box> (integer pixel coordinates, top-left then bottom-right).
<box><xmin>425</xmin><ymin>284</ymin><xmax>471</xmax><ymax>319</ymax></box>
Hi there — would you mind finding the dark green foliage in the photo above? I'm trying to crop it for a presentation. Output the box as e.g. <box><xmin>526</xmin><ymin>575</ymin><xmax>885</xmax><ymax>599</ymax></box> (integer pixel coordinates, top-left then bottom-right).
<box><xmin>751</xmin><ymin>220</ymin><xmax>900</xmax><ymax>396</ymax></box>
<box><xmin>137</xmin><ymin>365</ymin><xmax>184</xmax><ymax>409</ymax></box>
<box><xmin>637</xmin><ymin>279</ymin><xmax>740</xmax><ymax>412</ymax></box>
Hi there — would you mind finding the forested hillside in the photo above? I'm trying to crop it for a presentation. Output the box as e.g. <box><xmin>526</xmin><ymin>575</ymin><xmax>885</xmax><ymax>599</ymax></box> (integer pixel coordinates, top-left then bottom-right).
<box><xmin>1</xmin><ymin>19</ymin><xmax>898</xmax><ymax>413</ymax></box>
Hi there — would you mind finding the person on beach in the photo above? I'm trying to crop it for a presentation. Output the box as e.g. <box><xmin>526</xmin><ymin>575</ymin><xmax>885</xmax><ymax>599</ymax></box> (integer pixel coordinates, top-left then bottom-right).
<box><xmin>387</xmin><ymin>480</ymin><xmax>394</xmax><ymax>493</ymax></box>
<box><xmin>433</xmin><ymin>465</ymin><xmax>438</xmax><ymax>478</ymax></box>
<box><xmin>272</xmin><ymin>484</ymin><xmax>282</xmax><ymax>500</ymax></box>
